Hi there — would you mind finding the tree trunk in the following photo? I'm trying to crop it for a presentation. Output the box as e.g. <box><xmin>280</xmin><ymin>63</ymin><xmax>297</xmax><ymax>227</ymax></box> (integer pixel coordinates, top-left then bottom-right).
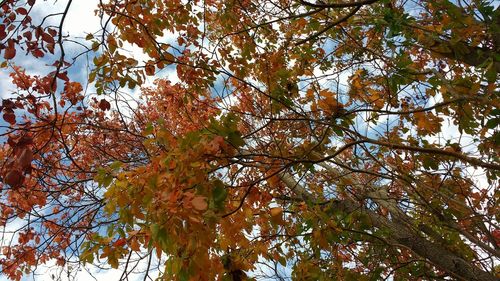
<box><xmin>280</xmin><ymin>172</ymin><xmax>498</xmax><ymax>281</ymax></box>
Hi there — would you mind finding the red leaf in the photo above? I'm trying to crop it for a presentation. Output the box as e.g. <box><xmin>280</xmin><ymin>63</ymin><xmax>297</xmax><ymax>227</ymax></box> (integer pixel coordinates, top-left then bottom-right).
<box><xmin>32</xmin><ymin>48</ymin><xmax>44</xmax><ymax>58</ymax></box>
<box><xmin>4</xmin><ymin>169</ymin><xmax>23</xmax><ymax>187</ymax></box>
<box><xmin>492</xmin><ymin>229</ymin><xmax>500</xmax><ymax>244</ymax></box>
<box><xmin>98</xmin><ymin>99</ymin><xmax>111</xmax><ymax>111</ymax></box>
<box><xmin>46</xmin><ymin>43</ymin><xmax>55</xmax><ymax>54</ymax></box>
<box><xmin>2</xmin><ymin>99</ymin><xmax>14</xmax><ymax>108</ymax></box>
<box><xmin>3</xmin><ymin>112</ymin><xmax>16</xmax><ymax>124</ymax></box>
<box><xmin>47</xmin><ymin>28</ymin><xmax>57</xmax><ymax>37</ymax></box>
<box><xmin>56</xmin><ymin>72</ymin><xmax>69</xmax><ymax>81</ymax></box>
<box><xmin>23</xmin><ymin>31</ymin><xmax>32</xmax><ymax>41</ymax></box>
<box><xmin>113</xmin><ymin>238</ymin><xmax>127</xmax><ymax>247</ymax></box>
<box><xmin>7</xmin><ymin>136</ymin><xmax>16</xmax><ymax>147</ymax></box>
<box><xmin>8</xmin><ymin>12</ymin><xmax>16</xmax><ymax>22</ymax></box>
<box><xmin>35</xmin><ymin>27</ymin><xmax>42</xmax><ymax>39</ymax></box>
<box><xmin>145</xmin><ymin>64</ymin><xmax>155</xmax><ymax>76</ymax></box>
<box><xmin>28</xmin><ymin>0</ymin><xmax>36</xmax><ymax>6</ymax></box>
<box><xmin>16</xmin><ymin>8</ymin><xmax>28</xmax><ymax>15</ymax></box>
<box><xmin>22</xmin><ymin>15</ymin><xmax>32</xmax><ymax>25</ymax></box>
<box><xmin>0</xmin><ymin>25</ymin><xmax>6</xmax><ymax>40</ymax></box>
<box><xmin>4</xmin><ymin>46</ymin><xmax>16</xmax><ymax>60</ymax></box>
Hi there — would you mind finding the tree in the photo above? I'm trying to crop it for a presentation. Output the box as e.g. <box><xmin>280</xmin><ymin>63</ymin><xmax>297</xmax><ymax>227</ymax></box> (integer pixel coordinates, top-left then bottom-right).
<box><xmin>0</xmin><ymin>0</ymin><xmax>498</xmax><ymax>280</ymax></box>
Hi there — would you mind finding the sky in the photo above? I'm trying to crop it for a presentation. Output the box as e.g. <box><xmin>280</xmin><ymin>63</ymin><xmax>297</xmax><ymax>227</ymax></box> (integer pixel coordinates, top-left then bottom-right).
<box><xmin>0</xmin><ymin>2</ymin><xmax>236</xmax><ymax>280</ymax></box>
<box><xmin>0</xmin><ymin>1</ymin><xmax>162</xmax><ymax>280</ymax></box>
<box><xmin>1</xmin><ymin>1</ymin><xmax>495</xmax><ymax>280</ymax></box>
<box><xmin>0</xmin><ymin>0</ymin><xmax>221</xmax><ymax>279</ymax></box>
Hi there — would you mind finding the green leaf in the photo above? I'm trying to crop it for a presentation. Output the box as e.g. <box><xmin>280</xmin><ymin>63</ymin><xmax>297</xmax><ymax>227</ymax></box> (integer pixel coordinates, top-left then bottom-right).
<box><xmin>179</xmin><ymin>268</ymin><xmax>190</xmax><ymax>281</ymax></box>
<box><xmin>212</xmin><ymin>181</ymin><xmax>227</xmax><ymax>209</ymax></box>
<box><xmin>144</xmin><ymin>122</ymin><xmax>154</xmax><ymax>135</ymax></box>
<box><xmin>370</xmin><ymin>267</ymin><xmax>384</xmax><ymax>281</ymax></box>
<box><xmin>150</xmin><ymin>224</ymin><xmax>160</xmax><ymax>239</ymax></box>
<box><xmin>227</xmin><ymin>131</ymin><xmax>244</xmax><ymax>147</ymax></box>
<box><xmin>485</xmin><ymin>66</ymin><xmax>497</xmax><ymax>83</ymax></box>
<box><xmin>102</xmin><ymin>174</ymin><xmax>113</xmax><ymax>187</ymax></box>
<box><xmin>80</xmin><ymin>249</ymin><xmax>94</xmax><ymax>264</ymax></box>
<box><xmin>486</xmin><ymin>118</ymin><xmax>499</xmax><ymax>129</ymax></box>
<box><xmin>422</xmin><ymin>156</ymin><xmax>439</xmax><ymax>170</ymax></box>
<box><xmin>109</xmin><ymin>161</ymin><xmax>122</xmax><ymax>171</ymax></box>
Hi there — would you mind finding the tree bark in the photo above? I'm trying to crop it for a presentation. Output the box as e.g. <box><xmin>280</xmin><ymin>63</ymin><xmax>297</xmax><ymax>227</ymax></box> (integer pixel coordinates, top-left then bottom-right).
<box><xmin>280</xmin><ymin>172</ymin><xmax>498</xmax><ymax>281</ymax></box>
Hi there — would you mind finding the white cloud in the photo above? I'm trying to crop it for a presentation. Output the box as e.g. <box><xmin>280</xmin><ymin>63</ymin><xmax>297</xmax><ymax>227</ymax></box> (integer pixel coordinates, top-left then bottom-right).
<box><xmin>31</xmin><ymin>0</ymin><xmax>102</xmax><ymax>37</ymax></box>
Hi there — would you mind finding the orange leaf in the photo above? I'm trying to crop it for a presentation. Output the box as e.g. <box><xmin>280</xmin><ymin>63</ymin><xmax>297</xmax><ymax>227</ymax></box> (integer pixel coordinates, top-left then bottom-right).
<box><xmin>270</xmin><ymin>207</ymin><xmax>283</xmax><ymax>217</ymax></box>
<box><xmin>129</xmin><ymin>238</ymin><xmax>140</xmax><ymax>251</ymax></box>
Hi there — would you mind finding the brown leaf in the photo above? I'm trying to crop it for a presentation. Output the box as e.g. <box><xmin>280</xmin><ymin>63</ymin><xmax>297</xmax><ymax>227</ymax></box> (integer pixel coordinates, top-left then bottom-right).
<box><xmin>129</xmin><ymin>238</ymin><xmax>140</xmax><ymax>251</ymax></box>
<box><xmin>98</xmin><ymin>99</ymin><xmax>111</xmax><ymax>111</ymax></box>
<box><xmin>192</xmin><ymin>196</ymin><xmax>208</xmax><ymax>211</ymax></box>
<box><xmin>41</xmin><ymin>32</ymin><xmax>55</xmax><ymax>44</ymax></box>
<box><xmin>16</xmin><ymin>135</ymin><xmax>33</xmax><ymax>146</ymax></box>
<box><xmin>17</xmin><ymin>148</ymin><xmax>33</xmax><ymax>169</ymax></box>
<box><xmin>145</xmin><ymin>64</ymin><xmax>155</xmax><ymax>76</ymax></box>
<box><xmin>4</xmin><ymin>169</ymin><xmax>23</xmax><ymax>187</ymax></box>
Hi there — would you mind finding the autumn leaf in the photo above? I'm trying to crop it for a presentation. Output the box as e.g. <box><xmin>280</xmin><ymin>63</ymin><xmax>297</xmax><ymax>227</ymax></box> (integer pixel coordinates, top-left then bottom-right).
<box><xmin>113</xmin><ymin>238</ymin><xmax>127</xmax><ymax>247</ymax></box>
<box><xmin>145</xmin><ymin>63</ymin><xmax>155</xmax><ymax>76</ymax></box>
<box><xmin>129</xmin><ymin>238</ymin><xmax>140</xmax><ymax>251</ymax></box>
<box><xmin>16</xmin><ymin>8</ymin><xmax>28</xmax><ymax>15</ymax></box>
<box><xmin>270</xmin><ymin>207</ymin><xmax>283</xmax><ymax>217</ymax></box>
<box><xmin>32</xmin><ymin>49</ymin><xmax>44</xmax><ymax>58</ymax></box>
<box><xmin>56</xmin><ymin>72</ymin><xmax>70</xmax><ymax>81</ymax></box>
<box><xmin>17</xmin><ymin>148</ymin><xmax>33</xmax><ymax>169</ymax></box>
<box><xmin>2</xmin><ymin>113</ymin><xmax>15</xmax><ymax>125</ymax></box>
<box><xmin>4</xmin><ymin>169</ymin><xmax>23</xmax><ymax>187</ymax></box>
<box><xmin>41</xmin><ymin>33</ymin><xmax>55</xmax><ymax>44</ymax></box>
<box><xmin>4</xmin><ymin>46</ymin><xmax>16</xmax><ymax>60</ymax></box>
<box><xmin>191</xmin><ymin>196</ymin><xmax>208</xmax><ymax>211</ymax></box>
<box><xmin>0</xmin><ymin>0</ymin><xmax>498</xmax><ymax>281</ymax></box>
<box><xmin>98</xmin><ymin>99</ymin><xmax>111</xmax><ymax>111</ymax></box>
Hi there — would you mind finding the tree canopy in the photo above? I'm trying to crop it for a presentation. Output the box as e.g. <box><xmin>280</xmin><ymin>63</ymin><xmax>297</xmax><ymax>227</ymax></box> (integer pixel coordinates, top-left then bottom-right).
<box><xmin>0</xmin><ymin>0</ymin><xmax>499</xmax><ymax>280</ymax></box>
